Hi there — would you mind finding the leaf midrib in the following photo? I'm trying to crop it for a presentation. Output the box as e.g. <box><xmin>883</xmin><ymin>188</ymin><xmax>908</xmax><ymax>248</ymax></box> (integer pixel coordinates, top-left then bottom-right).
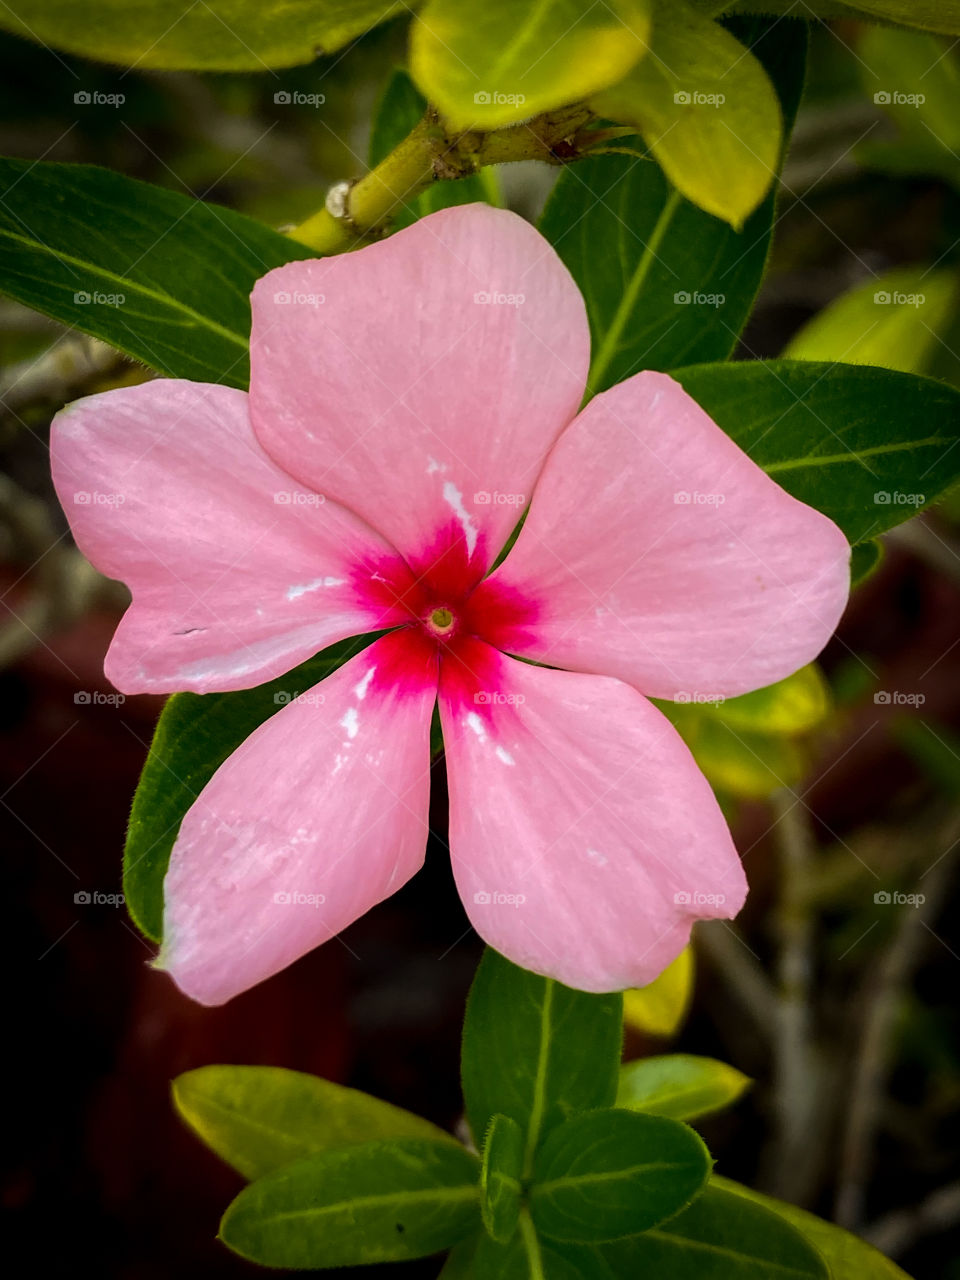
<box><xmin>638</xmin><ymin>1226</ymin><xmax>823</xmax><ymax>1277</ymax></box>
<box><xmin>253</xmin><ymin>1182</ymin><xmax>478</xmax><ymax>1226</ymax></box>
<box><xmin>535</xmin><ymin>1159</ymin><xmax>689</xmax><ymax>1194</ymax></box>
<box><xmin>762</xmin><ymin>434</ymin><xmax>953</xmax><ymax>473</ymax></box>
<box><xmin>0</xmin><ymin>223</ymin><xmax>247</xmax><ymax>349</ymax></box>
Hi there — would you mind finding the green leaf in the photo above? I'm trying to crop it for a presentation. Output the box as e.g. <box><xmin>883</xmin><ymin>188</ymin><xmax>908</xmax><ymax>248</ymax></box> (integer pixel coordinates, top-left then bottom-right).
<box><xmin>173</xmin><ymin>1065</ymin><xmax>457</xmax><ymax>1181</ymax></box>
<box><xmin>672</xmin><ymin>360</ymin><xmax>960</xmax><ymax>544</ymax></box>
<box><xmin>698</xmin><ymin>1</ymin><xmax>960</xmax><ymax>36</ymax></box>
<box><xmin>602</xmin><ymin>1180</ymin><xmax>830</xmax><ymax>1278</ymax></box>
<box><xmin>461</xmin><ymin>950</ymin><xmax>623</xmax><ymax>1174</ymax></box>
<box><xmin>530</xmin><ymin>1109</ymin><xmax>711</xmax><ymax>1242</ymax></box>
<box><xmin>712</xmin><ymin>1176</ymin><xmax>911</xmax><ymax>1280</ymax></box>
<box><xmin>540</xmin><ymin>16</ymin><xmax>806</xmax><ymax>391</ymax></box>
<box><xmin>480</xmin><ymin>1114</ymin><xmax>524</xmax><ymax>1244</ymax></box>
<box><xmin>472</xmin><ymin>1222</ymin><xmax>617</xmax><ymax>1280</ymax></box>
<box><xmin>716</xmin><ymin>666</ymin><xmax>831</xmax><ymax>735</ymax></box>
<box><xmin>622</xmin><ymin>946</ymin><xmax>694</xmax><ymax>1038</ymax></box>
<box><xmin>0</xmin><ymin>1</ymin><xmax>404</xmax><ymax>70</ymax></box>
<box><xmin>858</xmin><ymin>28</ymin><xmax>960</xmax><ymax>186</ymax></box>
<box><xmin>411</xmin><ymin>0</ymin><xmax>652</xmax><ymax>130</ymax></box>
<box><xmin>591</xmin><ymin>0</ymin><xmax>782</xmax><ymax>227</ymax></box>
<box><xmin>0</xmin><ymin>158</ymin><xmax>307</xmax><ymax>387</ymax></box>
<box><xmin>784</xmin><ymin>266</ymin><xmax>960</xmax><ymax>375</ymax></box>
<box><xmin>124</xmin><ymin>634</ymin><xmax>377</xmax><ymax>942</ymax></box>
<box><xmin>220</xmin><ymin>1138</ymin><xmax>481</xmax><ymax>1268</ymax></box>
<box><xmin>852</xmin><ymin>539</ymin><xmax>885</xmax><ymax>586</ymax></box>
<box><xmin>369</xmin><ymin>68</ymin><xmax>500</xmax><ymax>233</ymax></box>
<box><xmin>847</xmin><ymin>1</ymin><xmax>960</xmax><ymax>36</ymax></box>
<box><xmin>617</xmin><ymin>1055</ymin><xmax>752</xmax><ymax>1123</ymax></box>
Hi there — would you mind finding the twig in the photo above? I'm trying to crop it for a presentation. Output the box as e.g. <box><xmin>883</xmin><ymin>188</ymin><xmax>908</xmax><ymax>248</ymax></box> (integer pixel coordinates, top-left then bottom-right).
<box><xmin>834</xmin><ymin>815</ymin><xmax>960</xmax><ymax>1229</ymax></box>
<box><xmin>864</xmin><ymin>1180</ymin><xmax>960</xmax><ymax>1259</ymax></box>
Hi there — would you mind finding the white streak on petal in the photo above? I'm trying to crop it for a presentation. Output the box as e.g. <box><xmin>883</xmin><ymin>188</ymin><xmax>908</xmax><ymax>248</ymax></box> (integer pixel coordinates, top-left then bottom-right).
<box><xmin>465</xmin><ymin>711</ymin><xmax>488</xmax><ymax>742</ymax></box>
<box><xmin>340</xmin><ymin>707</ymin><xmax>359</xmax><ymax>740</ymax></box>
<box><xmin>443</xmin><ymin>480</ymin><xmax>478</xmax><ymax>556</ymax></box>
<box><xmin>286</xmin><ymin>576</ymin><xmax>346</xmax><ymax>601</ymax></box>
<box><xmin>354</xmin><ymin>667</ymin><xmax>376</xmax><ymax>701</ymax></box>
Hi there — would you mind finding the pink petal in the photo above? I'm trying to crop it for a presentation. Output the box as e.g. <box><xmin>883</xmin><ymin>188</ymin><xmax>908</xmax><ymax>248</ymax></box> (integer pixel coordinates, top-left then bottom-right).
<box><xmin>249</xmin><ymin>204</ymin><xmax>589</xmax><ymax>583</ymax></box>
<box><xmin>51</xmin><ymin>380</ymin><xmax>412</xmax><ymax>694</ymax></box>
<box><xmin>439</xmin><ymin>639</ymin><xmax>746</xmax><ymax>992</ymax></box>
<box><xmin>160</xmin><ymin>630</ymin><xmax>438</xmax><ymax>1005</ymax></box>
<box><xmin>482</xmin><ymin>371</ymin><xmax>850</xmax><ymax>700</ymax></box>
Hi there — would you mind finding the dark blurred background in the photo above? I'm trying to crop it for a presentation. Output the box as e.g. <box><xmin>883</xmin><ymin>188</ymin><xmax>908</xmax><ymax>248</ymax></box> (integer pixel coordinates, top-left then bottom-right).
<box><xmin>2</xmin><ymin>14</ymin><xmax>960</xmax><ymax>1279</ymax></box>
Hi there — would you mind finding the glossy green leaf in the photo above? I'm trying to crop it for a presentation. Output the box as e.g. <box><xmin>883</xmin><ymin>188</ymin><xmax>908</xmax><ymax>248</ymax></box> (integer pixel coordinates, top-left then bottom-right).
<box><xmin>0</xmin><ymin>158</ymin><xmax>307</xmax><ymax>387</ymax></box>
<box><xmin>672</xmin><ymin>360</ymin><xmax>960</xmax><ymax>544</ymax></box>
<box><xmin>369</xmin><ymin>68</ymin><xmax>500</xmax><ymax>233</ymax></box>
<box><xmin>591</xmin><ymin>0</ymin><xmax>781</xmax><ymax>227</ymax></box>
<box><xmin>602</xmin><ymin>1181</ymin><xmax>829</xmax><ymax>1278</ymax></box>
<box><xmin>461</xmin><ymin>950</ymin><xmax>623</xmax><ymax>1172</ymax></box>
<box><xmin>530</xmin><ymin>1109</ymin><xmax>711</xmax><ymax>1242</ymax></box>
<box><xmin>220</xmin><ymin>1138</ymin><xmax>481</xmax><ymax>1269</ymax></box>
<box><xmin>784</xmin><ymin>266</ymin><xmax>959</xmax><ymax>375</ymax></box>
<box><xmin>617</xmin><ymin>1055</ymin><xmax>752</xmax><ymax>1123</ymax></box>
<box><xmin>622</xmin><ymin>946</ymin><xmax>694</xmax><ymax>1038</ymax></box>
<box><xmin>540</xmin><ymin>16</ymin><xmax>806</xmax><ymax>391</ymax></box>
<box><xmin>0</xmin><ymin>1</ymin><xmax>403</xmax><ymax>70</ymax></box>
<box><xmin>124</xmin><ymin>635</ymin><xmax>377</xmax><ymax>942</ymax></box>
<box><xmin>411</xmin><ymin>0</ymin><xmax>652</xmax><ymax>130</ymax></box>
<box><xmin>480</xmin><ymin>1114</ymin><xmax>524</xmax><ymax>1243</ymax></box>
<box><xmin>715</xmin><ymin>666</ymin><xmax>830</xmax><ymax>735</ymax></box>
<box><xmin>173</xmin><ymin>1066</ymin><xmax>457</xmax><ymax>1181</ymax></box>
<box><xmin>713</xmin><ymin>1177</ymin><xmax>911</xmax><ymax>1280</ymax></box>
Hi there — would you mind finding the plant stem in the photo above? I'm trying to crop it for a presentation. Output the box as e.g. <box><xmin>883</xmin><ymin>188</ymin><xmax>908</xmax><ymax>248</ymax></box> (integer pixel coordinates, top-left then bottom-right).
<box><xmin>288</xmin><ymin>103</ymin><xmax>594</xmax><ymax>254</ymax></box>
<box><xmin>766</xmin><ymin>789</ymin><xmax>823</xmax><ymax>1205</ymax></box>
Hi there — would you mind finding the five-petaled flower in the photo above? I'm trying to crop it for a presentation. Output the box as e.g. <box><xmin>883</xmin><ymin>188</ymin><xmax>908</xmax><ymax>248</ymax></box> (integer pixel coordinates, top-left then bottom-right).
<box><xmin>51</xmin><ymin>205</ymin><xmax>849</xmax><ymax>1005</ymax></box>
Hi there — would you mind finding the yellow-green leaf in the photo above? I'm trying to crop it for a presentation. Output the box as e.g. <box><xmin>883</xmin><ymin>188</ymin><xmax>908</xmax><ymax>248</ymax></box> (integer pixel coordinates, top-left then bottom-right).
<box><xmin>623</xmin><ymin>946</ymin><xmax>694</xmax><ymax>1038</ymax></box>
<box><xmin>0</xmin><ymin>0</ymin><xmax>405</xmax><ymax>70</ymax></box>
<box><xmin>591</xmin><ymin>0</ymin><xmax>782</xmax><ymax>227</ymax></box>
<box><xmin>618</xmin><ymin>1054</ymin><xmax>752</xmax><ymax>1122</ymax></box>
<box><xmin>784</xmin><ymin>266</ymin><xmax>959</xmax><ymax>375</ymax></box>
<box><xmin>411</xmin><ymin>0</ymin><xmax>652</xmax><ymax>130</ymax></box>
<box><xmin>672</xmin><ymin>710</ymin><xmax>808</xmax><ymax>799</ymax></box>
<box><xmin>715</xmin><ymin>666</ymin><xmax>832</xmax><ymax>736</ymax></box>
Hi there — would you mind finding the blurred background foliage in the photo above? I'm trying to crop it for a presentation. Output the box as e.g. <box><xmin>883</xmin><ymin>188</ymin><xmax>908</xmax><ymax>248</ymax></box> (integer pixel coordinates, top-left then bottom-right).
<box><xmin>1</xmin><ymin>9</ymin><xmax>960</xmax><ymax>1279</ymax></box>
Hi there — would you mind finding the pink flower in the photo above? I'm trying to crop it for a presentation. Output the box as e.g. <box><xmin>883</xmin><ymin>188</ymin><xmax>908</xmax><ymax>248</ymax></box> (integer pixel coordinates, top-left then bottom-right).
<box><xmin>51</xmin><ymin>205</ymin><xmax>849</xmax><ymax>1006</ymax></box>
